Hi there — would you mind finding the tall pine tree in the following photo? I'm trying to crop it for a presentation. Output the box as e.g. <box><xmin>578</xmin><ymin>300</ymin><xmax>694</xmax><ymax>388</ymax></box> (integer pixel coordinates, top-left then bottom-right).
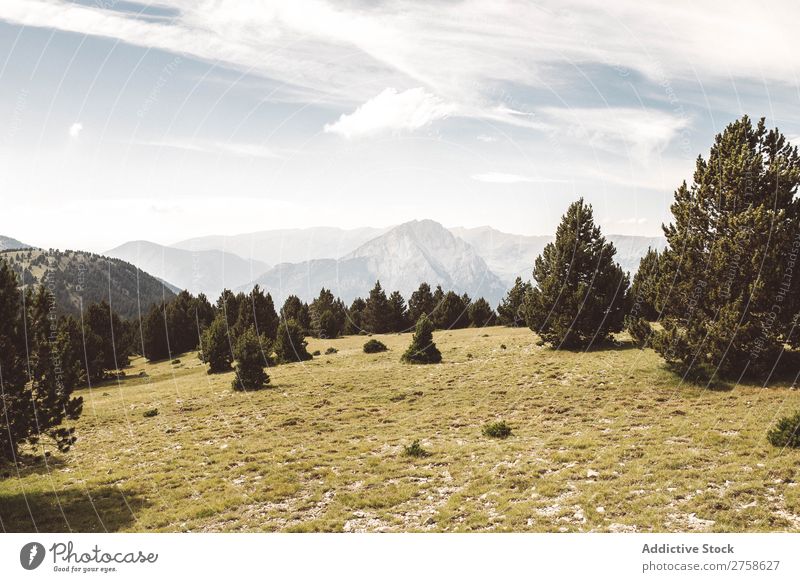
<box><xmin>651</xmin><ymin>116</ymin><xmax>800</xmax><ymax>379</ymax></box>
<box><xmin>525</xmin><ymin>198</ymin><xmax>629</xmax><ymax>349</ymax></box>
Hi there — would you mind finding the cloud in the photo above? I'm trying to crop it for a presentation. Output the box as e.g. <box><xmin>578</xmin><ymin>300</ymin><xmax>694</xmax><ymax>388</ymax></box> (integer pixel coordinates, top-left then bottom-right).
<box><xmin>69</xmin><ymin>122</ymin><xmax>83</xmax><ymax>138</ymax></box>
<box><xmin>471</xmin><ymin>172</ymin><xmax>566</xmax><ymax>184</ymax></box>
<box><xmin>4</xmin><ymin>0</ymin><xmax>799</xmax><ymax>124</ymax></box>
<box><xmin>538</xmin><ymin>107</ymin><xmax>690</xmax><ymax>158</ymax></box>
<box><xmin>324</xmin><ymin>88</ymin><xmax>456</xmax><ymax>139</ymax></box>
<box><xmin>133</xmin><ymin>139</ymin><xmax>283</xmax><ymax>159</ymax></box>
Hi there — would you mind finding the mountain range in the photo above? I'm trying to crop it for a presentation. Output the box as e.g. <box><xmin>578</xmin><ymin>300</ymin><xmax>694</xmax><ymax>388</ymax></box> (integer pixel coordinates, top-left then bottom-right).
<box><xmin>105</xmin><ymin>240</ymin><xmax>270</xmax><ymax>299</ymax></box>
<box><xmin>246</xmin><ymin>220</ymin><xmax>507</xmax><ymax>304</ymax></box>
<box><xmin>1</xmin><ymin>222</ymin><xmax>666</xmax><ymax>312</ymax></box>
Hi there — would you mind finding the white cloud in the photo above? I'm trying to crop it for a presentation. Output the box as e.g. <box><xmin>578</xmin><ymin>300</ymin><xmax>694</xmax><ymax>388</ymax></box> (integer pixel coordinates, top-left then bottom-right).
<box><xmin>133</xmin><ymin>139</ymin><xmax>283</xmax><ymax>159</ymax></box>
<box><xmin>538</xmin><ymin>107</ymin><xmax>690</xmax><ymax>159</ymax></box>
<box><xmin>4</xmin><ymin>0</ymin><xmax>799</xmax><ymax>124</ymax></box>
<box><xmin>324</xmin><ymin>88</ymin><xmax>456</xmax><ymax>139</ymax></box>
<box><xmin>69</xmin><ymin>122</ymin><xmax>83</xmax><ymax>138</ymax></box>
<box><xmin>471</xmin><ymin>172</ymin><xmax>566</xmax><ymax>184</ymax></box>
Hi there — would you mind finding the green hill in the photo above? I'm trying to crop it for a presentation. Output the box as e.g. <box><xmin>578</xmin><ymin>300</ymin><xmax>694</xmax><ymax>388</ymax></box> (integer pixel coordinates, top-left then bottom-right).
<box><xmin>0</xmin><ymin>247</ymin><xmax>177</xmax><ymax>319</ymax></box>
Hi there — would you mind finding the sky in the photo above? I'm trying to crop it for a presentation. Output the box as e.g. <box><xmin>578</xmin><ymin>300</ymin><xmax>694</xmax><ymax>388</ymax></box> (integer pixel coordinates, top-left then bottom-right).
<box><xmin>1</xmin><ymin>0</ymin><xmax>799</xmax><ymax>252</ymax></box>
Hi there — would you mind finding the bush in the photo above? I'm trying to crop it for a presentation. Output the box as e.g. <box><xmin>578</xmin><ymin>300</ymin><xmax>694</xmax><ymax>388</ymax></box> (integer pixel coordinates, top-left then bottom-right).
<box><xmin>363</xmin><ymin>339</ymin><xmax>388</xmax><ymax>353</ymax></box>
<box><xmin>767</xmin><ymin>412</ymin><xmax>800</xmax><ymax>448</ymax></box>
<box><xmin>625</xmin><ymin>315</ymin><xmax>652</xmax><ymax>348</ymax></box>
<box><xmin>483</xmin><ymin>420</ymin><xmax>512</xmax><ymax>439</ymax></box>
<box><xmin>232</xmin><ymin>327</ymin><xmax>270</xmax><ymax>391</ymax></box>
<box><xmin>274</xmin><ymin>318</ymin><xmax>312</xmax><ymax>363</ymax></box>
<box><xmin>143</xmin><ymin>408</ymin><xmax>159</xmax><ymax>418</ymax></box>
<box><xmin>201</xmin><ymin>313</ymin><xmax>233</xmax><ymax>374</ymax></box>
<box><xmin>401</xmin><ymin>315</ymin><xmax>442</xmax><ymax>364</ymax></box>
<box><xmin>403</xmin><ymin>440</ymin><xmax>430</xmax><ymax>458</ymax></box>
<box><xmin>325</xmin><ymin>347</ymin><xmax>338</xmax><ymax>355</ymax></box>
<box><xmin>312</xmin><ymin>350</ymin><xmax>321</xmax><ymax>356</ymax></box>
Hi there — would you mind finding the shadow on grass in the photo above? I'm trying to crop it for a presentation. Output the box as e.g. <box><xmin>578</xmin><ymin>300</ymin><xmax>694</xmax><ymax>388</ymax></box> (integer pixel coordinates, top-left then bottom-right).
<box><xmin>0</xmin><ymin>485</ymin><xmax>149</xmax><ymax>532</ymax></box>
<box><xmin>0</xmin><ymin>453</ymin><xmax>67</xmax><ymax>478</ymax></box>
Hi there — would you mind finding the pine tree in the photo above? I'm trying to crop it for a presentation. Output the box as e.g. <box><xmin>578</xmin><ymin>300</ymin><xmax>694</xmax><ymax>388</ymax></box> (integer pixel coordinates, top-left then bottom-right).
<box><xmin>652</xmin><ymin>116</ymin><xmax>800</xmax><ymax>379</ymax></box>
<box><xmin>0</xmin><ymin>264</ymin><xmax>83</xmax><ymax>461</ymax></box>
<box><xmin>166</xmin><ymin>290</ymin><xmax>197</xmax><ymax>355</ymax></box>
<box><xmin>434</xmin><ymin>291</ymin><xmax>470</xmax><ymax>329</ymax></box>
<box><xmin>629</xmin><ymin>247</ymin><xmax>662</xmax><ymax>321</ymax></box>
<box><xmin>216</xmin><ymin>289</ymin><xmax>241</xmax><ymax>328</ymax></box>
<box><xmin>193</xmin><ymin>293</ymin><xmax>215</xmax><ymax>333</ymax></box>
<box><xmin>142</xmin><ymin>302</ymin><xmax>171</xmax><ymax>362</ymax></box>
<box><xmin>201</xmin><ymin>312</ymin><xmax>233</xmax><ymax>373</ymax></box>
<box><xmin>408</xmin><ymin>283</ymin><xmax>435</xmax><ymax>324</ymax></box>
<box><xmin>232</xmin><ymin>327</ymin><xmax>270</xmax><ymax>391</ymax></box>
<box><xmin>309</xmin><ymin>288</ymin><xmax>346</xmax><ymax>339</ymax></box>
<box><xmin>235</xmin><ymin>285</ymin><xmax>279</xmax><ymax>341</ymax></box>
<box><xmin>469</xmin><ymin>297</ymin><xmax>496</xmax><ymax>327</ymax></box>
<box><xmin>401</xmin><ymin>314</ymin><xmax>442</xmax><ymax>364</ymax></box>
<box><xmin>280</xmin><ymin>295</ymin><xmax>311</xmax><ymax>335</ymax></box>
<box><xmin>274</xmin><ymin>318</ymin><xmax>312</xmax><ymax>363</ymax></box>
<box><xmin>525</xmin><ymin>198</ymin><xmax>629</xmax><ymax>349</ymax></box>
<box><xmin>497</xmin><ymin>277</ymin><xmax>532</xmax><ymax>327</ymax></box>
<box><xmin>363</xmin><ymin>280</ymin><xmax>390</xmax><ymax>333</ymax></box>
<box><xmin>387</xmin><ymin>291</ymin><xmax>409</xmax><ymax>332</ymax></box>
<box><xmin>345</xmin><ymin>297</ymin><xmax>366</xmax><ymax>335</ymax></box>
<box><xmin>85</xmin><ymin>300</ymin><xmax>130</xmax><ymax>371</ymax></box>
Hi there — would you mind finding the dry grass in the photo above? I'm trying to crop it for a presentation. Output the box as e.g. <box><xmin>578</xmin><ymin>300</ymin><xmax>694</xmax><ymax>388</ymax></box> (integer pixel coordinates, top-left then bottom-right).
<box><xmin>2</xmin><ymin>326</ymin><xmax>800</xmax><ymax>532</ymax></box>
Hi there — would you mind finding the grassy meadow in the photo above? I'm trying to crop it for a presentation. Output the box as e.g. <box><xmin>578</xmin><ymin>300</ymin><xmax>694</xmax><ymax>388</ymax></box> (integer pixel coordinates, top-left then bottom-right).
<box><xmin>2</xmin><ymin>326</ymin><xmax>800</xmax><ymax>533</ymax></box>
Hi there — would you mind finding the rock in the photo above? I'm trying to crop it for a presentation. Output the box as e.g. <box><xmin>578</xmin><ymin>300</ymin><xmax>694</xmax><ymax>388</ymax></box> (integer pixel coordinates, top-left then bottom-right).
<box><xmin>587</xmin><ymin>469</ymin><xmax>599</xmax><ymax>478</ymax></box>
<box><xmin>596</xmin><ymin>506</ymin><xmax>605</xmax><ymax>514</ymax></box>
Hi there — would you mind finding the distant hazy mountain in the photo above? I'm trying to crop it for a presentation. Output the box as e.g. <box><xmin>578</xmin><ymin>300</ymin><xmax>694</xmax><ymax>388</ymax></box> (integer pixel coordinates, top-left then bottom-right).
<box><xmin>106</xmin><ymin>240</ymin><xmax>269</xmax><ymax>299</ymax></box>
<box><xmin>452</xmin><ymin>226</ymin><xmax>665</xmax><ymax>285</ymax></box>
<box><xmin>0</xmin><ymin>235</ymin><xmax>31</xmax><ymax>251</ymax></box>
<box><xmin>172</xmin><ymin>226</ymin><xmax>388</xmax><ymax>266</ymax></box>
<box><xmin>0</xmin><ymin>247</ymin><xmax>175</xmax><ymax>319</ymax></box>
<box><xmin>244</xmin><ymin>220</ymin><xmax>506</xmax><ymax>305</ymax></box>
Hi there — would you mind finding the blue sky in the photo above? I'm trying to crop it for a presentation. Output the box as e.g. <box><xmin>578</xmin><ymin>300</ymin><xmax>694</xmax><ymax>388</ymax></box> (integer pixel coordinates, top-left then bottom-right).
<box><xmin>1</xmin><ymin>0</ymin><xmax>799</xmax><ymax>251</ymax></box>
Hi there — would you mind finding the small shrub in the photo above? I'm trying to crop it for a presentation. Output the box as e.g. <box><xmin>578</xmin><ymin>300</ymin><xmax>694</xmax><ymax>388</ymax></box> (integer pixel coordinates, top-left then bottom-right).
<box><xmin>143</xmin><ymin>408</ymin><xmax>159</xmax><ymax>418</ymax></box>
<box><xmin>312</xmin><ymin>350</ymin><xmax>321</xmax><ymax>356</ymax></box>
<box><xmin>500</xmin><ymin>344</ymin><xmax>507</xmax><ymax>350</ymax></box>
<box><xmin>171</xmin><ymin>358</ymin><xmax>181</xmax><ymax>364</ymax></box>
<box><xmin>401</xmin><ymin>315</ymin><xmax>442</xmax><ymax>364</ymax></box>
<box><xmin>325</xmin><ymin>347</ymin><xmax>338</xmax><ymax>355</ymax></box>
<box><xmin>232</xmin><ymin>327</ymin><xmax>270</xmax><ymax>391</ymax></box>
<box><xmin>363</xmin><ymin>339</ymin><xmax>388</xmax><ymax>353</ymax></box>
<box><xmin>483</xmin><ymin>420</ymin><xmax>512</xmax><ymax>439</ymax></box>
<box><xmin>768</xmin><ymin>412</ymin><xmax>800</xmax><ymax>448</ymax></box>
<box><xmin>466</xmin><ymin>353</ymin><xmax>473</xmax><ymax>359</ymax></box>
<box><xmin>625</xmin><ymin>315</ymin><xmax>652</xmax><ymax>348</ymax></box>
<box><xmin>403</xmin><ymin>440</ymin><xmax>430</xmax><ymax>458</ymax></box>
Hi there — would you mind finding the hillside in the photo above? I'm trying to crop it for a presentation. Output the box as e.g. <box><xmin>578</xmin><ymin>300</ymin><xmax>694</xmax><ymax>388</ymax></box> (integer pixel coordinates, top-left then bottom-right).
<box><xmin>1</xmin><ymin>326</ymin><xmax>798</xmax><ymax>532</ymax></box>
<box><xmin>0</xmin><ymin>235</ymin><xmax>31</xmax><ymax>251</ymax></box>
<box><xmin>245</xmin><ymin>220</ymin><xmax>506</xmax><ymax>304</ymax></box>
<box><xmin>106</xmin><ymin>240</ymin><xmax>270</xmax><ymax>299</ymax></box>
<box><xmin>0</xmin><ymin>248</ymin><xmax>176</xmax><ymax>319</ymax></box>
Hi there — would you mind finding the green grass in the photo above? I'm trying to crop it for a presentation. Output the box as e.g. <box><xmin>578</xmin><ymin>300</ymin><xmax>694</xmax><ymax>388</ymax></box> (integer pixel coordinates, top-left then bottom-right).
<box><xmin>2</xmin><ymin>326</ymin><xmax>800</xmax><ymax>532</ymax></box>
